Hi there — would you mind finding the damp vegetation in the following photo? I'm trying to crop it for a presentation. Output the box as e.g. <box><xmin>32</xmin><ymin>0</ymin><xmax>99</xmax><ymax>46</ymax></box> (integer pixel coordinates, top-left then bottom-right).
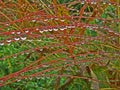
<box><xmin>0</xmin><ymin>0</ymin><xmax>120</xmax><ymax>90</ymax></box>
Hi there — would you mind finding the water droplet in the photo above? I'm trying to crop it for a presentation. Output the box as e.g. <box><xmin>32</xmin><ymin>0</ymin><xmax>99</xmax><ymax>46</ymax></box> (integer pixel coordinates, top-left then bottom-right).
<box><xmin>42</xmin><ymin>65</ymin><xmax>49</xmax><ymax>67</ymax></box>
<box><xmin>60</xmin><ymin>19</ymin><xmax>65</xmax><ymax>22</ymax></box>
<box><xmin>29</xmin><ymin>77</ymin><xmax>32</xmax><ymax>80</ymax></box>
<box><xmin>51</xmin><ymin>18</ymin><xmax>53</xmax><ymax>20</ymax></box>
<box><xmin>81</xmin><ymin>1</ymin><xmax>85</xmax><ymax>4</ymax></box>
<box><xmin>44</xmin><ymin>19</ymin><xmax>48</xmax><ymax>21</ymax></box>
<box><xmin>71</xmin><ymin>26</ymin><xmax>75</xmax><ymax>28</ymax></box>
<box><xmin>14</xmin><ymin>37</ymin><xmax>20</xmax><ymax>41</ymax></box>
<box><xmin>16</xmin><ymin>79</ymin><xmax>21</xmax><ymax>82</ymax></box>
<box><xmin>26</xmin><ymin>52</ymin><xmax>29</xmax><ymax>54</ymax></box>
<box><xmin>53</xmin><ymin>28</ymin><xmax>58</xmax><ymax>31</ymax></box>
<box><xmin>11</xmin><ymin>32</ymin><xmax>15</xmax><ymax>34</ymax></box>
<box><xmin>67</xmin><ymin>26</ymin><xmax>75</xmax><ymax>29</ymax></box>
<box><xmin>36</xmin><ymin>76</ymin><xmax>40</xmax><ymax>79</ymax></box>
<box><xmin>5</xmin><ymin>23</ymin><xmax>9</xmax><ymax>26</ymax></box>
<box><xmin>91</xmin><ymin>2</ymin><xmax>94</xmax><ymax>4</ymax></box>
<box><xmin>25</xmin><ymin>30</ymin><xmax>29</xmax><ymax>33</ymax></box>
<box><xmin>31</xmin><ymin>50</ymin><xmax>34</xmax><ymax>52</ymax></box>
<box><xmin>103</xmin><ymin>2</ymin><xmax>106</xmax><ymax>4</ymax></box>
<box><xmin>7</xmin><ymin>39</ymin><xmax>12</xmax><ymax>43</ymax></box>
<box><xmin>114</xmin><ymin>33</ymin><xmax>119</xmax><ymax>36</ymax></box>
<box><xmin>89</xmin><ymin>27</ymin><xmax>92</xmax><ymax>30</ymax></box>
<box><xmin>39</xmin><ymin>31</ymin><xmax>44</xmax><ymax>33</ymax></box>
<box><xmin>60</xmin><ymin>28</ymin><xmax>65</xmax><ymax>31</ymax></box>
<box><xmin>81</xmin><ymin>42</ymin><xmax>84</xmax><ymax>44</ymax></box>
<box><xmin>36</xmin><ymin>28</ymin><xmax>39</xmax><ymax>31</ymax></box>
<box><xmin>0</xmin><ymin>42</ymin><xmax>4</xmax><ymax>46</ymax></box>
<box><xmin>55</xmin><ymin>18</ymin><xmax>59</xmax><ymax>20</ymax></box>
<box><xmin>32</xmin><ymin>19</ymin><xmax>36</xmax><ymax>22</ymax></box>
<box><xmin>21</xmin><ymin>37</ymin><xmax>27</xmax><ymax>40</ymax></box>
<box><xmin>51</xmin><ymin>47</ymin><xmax>54</xmax><ymax>49</ymax></box>
<box><xmin>40</xmin><ymin>48</ymin><xmax>43</xmax><ymax>51</ymax></box>
<box><xmin>27</xmin><ymin>40</ymin><xmax>32</xmax><ymax>42</ymax></box>
<box><xmin>16</xmin><ymin>32</ymin><xmax>21</xmax><ymax>34</ymax></box>
<box><xmin>13</xmin><ymin>56</ymin><xmax>17</xmax><ymax>58</ymax></box>
<box><xmin>48</xmin><ymin>29</ymin><xmax>53</xmax><ymax>31</ymax></box>
<box><xmin>93</xmin><ymin>2</ymin><xmax>97</xmax><ymax>4</ymax></box>
<box><xmin>76</xmin><ymin>10</ymin><xmax>79</xmax><ymax>12</ymax></box>
<box><xmin>108</xmin><ymin>3</ymin><xmax>111</xmax><ymax>5</ymax></box>
<box><xmin>21</xmin><ymin>53</ymin><xmax>24</xmax><ymax>55</ymax></box>
<box><xmin>44</xmin><ymin>29</ymin><xmax>48</xmax><ymax>32</ymax></box>
<box><xmin>111</xmin><ymin>21</ymin><xmax>114</xmax><ymax>23</ymax></box>
<box><xmin>84</xmin><ymin>12</ymin><xmax>87</xmax><ymax>15</ymax></box>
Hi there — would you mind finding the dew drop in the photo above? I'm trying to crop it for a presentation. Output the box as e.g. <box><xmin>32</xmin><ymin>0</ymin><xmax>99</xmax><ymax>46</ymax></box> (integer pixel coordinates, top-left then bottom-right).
<box><xmin>114</xmin><ymin>33</ymin><xmax>119</xmax><ymax>36</ymax></box>
<box><xmin>93</xmin><ymin>2</ymin><xmax>97</xmax><ymax>4</ymax></box>
<box><xmin>39</xmin><ymin>30</ymin><xmax>44</xmax><ymax>33</ymax></box>
<box><xmin>84</xmin><ymin>12</ymin><xmax>87</xmax><ymax>15</ymax></box>
<box><xmin>48</xmin><ymin>29</ymin><xmax>53</xmax><ymax>31</ymax></box>
<box><xmin>21</xmin><ymin>37</ymin><xmax>27</xmax><ymax>40</ymax></box>
<box><xmin>13</xmin><ymin>56</ymin><xmax>17</xmax><ymax>58</ymax></box>
<box><xmin>29</xmin><ymin>77</ymin><xmax>32</xmax><ymax>80</ymax></box>
<box><xmin>7</xmin><ymin>39</ymin><xmax>12</xmax><ymax>43</ymax></box>
<box><xmin>14</xmin><ymin>37</ymin><xmax>20</xmax><ymax>41</ymax></box>
<box><xmin>26</xmin><ymin>52</ymin><xmax>29</xmax><ymax>55</ymax></box>
<box><xmin>70</xmin><ymin>26</ymin><xmax>75</xmax><ymax>28</ymax></box>
<box><xmin>55</xmin><ymin>18</ymin><xmax>59</xmax><ymax>20</ymax></box>
<box><xmin>66</xmin><ymin>26</ymin><xmax>69</xmax><ymax>28</ymax></box>
<box><xmin>51</xmin><ymin>47</ymin><xmax>54</xmax><ymax>49</ymax></box>
<box><xmin>27</xmin><ymin>40</ymin><xmax>32</xmax><ymax>42</ymax></box>
<box><xmin>108</xmin><ymin>30</ymin><xmax>113</xmax><ymax>33</ymax></box>
<box><xmin>25</xmin><ymin>30</ymin><xmax>29</xmax><ymax>33</ymax></box>
<box><xmin>32</xmin><ymin>19</ymin><xmax>36</xmax><ymax>22</ymax></box>
<box><xmin>36</xmin><ymin>28</ymin><xmax>39</xmax><ymax>31</ymax></box>
<box><xmin>11</xmin><ymin>32</ymin><xmax>15</xmax><ymax>34</ymax></box>
<box><xmin>36</xmin><ymin>76</ymin><xmax>40</xmax><ymax>80</ymax></box>
<box><xmin>89</xmin><ymin>27</ymin><xmax>93</xmax><ymax>30</ymax></box>
<box><xmin>0</xmin><ymin>42</ymin><xmax>4</xmax><ymax>46</ymax></box>
<box><xmin>16</xmin><ymin>79</ymin><xmax>21</xmax><ymax>82</ymax></box>
<box><xmin>76</xmin><ymin>10</ymin><xmax>79</xmax><ymax>12</ymax></box>
<box><xmin>60</xmin><ymin>19</ymin><xmax>65</xmax><ymax>22</ymax></box>
<box><xmin>40</xmin><ymin>48</ymin><xmax>43</xmax><ymax>51</ymax></box>
<box><xmin>53</xmin><ymin>28</ymin><xmax>58</xmax><ymax>31</ymax></box>
<box><xmin>67</xmin><ymin>26</ymin><xmax>75</xmax><ymax>29</ymax></box>
<box><xmin>31</xmin><ymin>50</ymin><xmax>34</xmax><ymax>53</ymax></box>
<box><xmin>42</xmin><ymin>65</ymin><xmax>49</xmax><ymax>68</ymax></box>
<box><xmin>81</xmin><ymin>42</ymin><xmax>85</xmax><ymax>44</ymax></box>
<box><xmin>91</xmin><ymin>2</ymin><xmax>94</xmax><ymax>4</ymax></box>
<box><xmin>111</xmin><ymin>21</ymin><xmax>114</xmax><ymax>23</ymax></box>
<box><xmin>81</xmin><ymin>1</ymin><xmax>85</xmax><ymax>4</ymax></box>
<box><xmin>44</xmin><ymin>19</ymin><xmax>48</xmax><ymax>21</ymax></box>
<box><xmin>51</xmin><ymin>18</ymin><xmax>53</xmax><ymax>20</ymax></box>
<box><xmin>44</xmin><ymin>29</ymin><xmax>48</xmax><ymax>32</ymax></box>
<box><xmin>60</xmin><ymin>28</ymin><xmax>65</xmax><ymax>31</ymax></box>
<box><xmin>103</xmin><ymin>2</ymin><xmax>106</xmax><ymax>4</ymax></box>
<box><xmin>108</xmin><ymin>3</ymin><xmax>111</xmax><ymax>5</ymax></box>
<box><xmin>21</xmin><ymin>53</ymin><xmax>24</xmax><ymax>55</ymax></box>
<box><xmin>16</xmin><ymin>32</ymin><xmax>21</xmax><ymax>34</ymax></box>
<box><xmin>5</xmin><ymin>23</ymin><xmax>9</xmax><ymax>26</ymax></box>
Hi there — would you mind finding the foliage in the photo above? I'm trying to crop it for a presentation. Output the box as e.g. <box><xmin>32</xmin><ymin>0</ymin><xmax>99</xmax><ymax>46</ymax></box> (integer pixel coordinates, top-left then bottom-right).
<box><xmin>0</xmin><ymin>0</ymin><xmax>120</xmax><ymax>90</ymax></box>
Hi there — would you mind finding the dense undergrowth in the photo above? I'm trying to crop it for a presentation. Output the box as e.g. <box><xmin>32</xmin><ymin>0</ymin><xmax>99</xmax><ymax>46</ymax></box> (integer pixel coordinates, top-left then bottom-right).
<box><xmin>0</xmin><ymin>0</ymin><xmax>120</xmax><ymax>90</ymax></box>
